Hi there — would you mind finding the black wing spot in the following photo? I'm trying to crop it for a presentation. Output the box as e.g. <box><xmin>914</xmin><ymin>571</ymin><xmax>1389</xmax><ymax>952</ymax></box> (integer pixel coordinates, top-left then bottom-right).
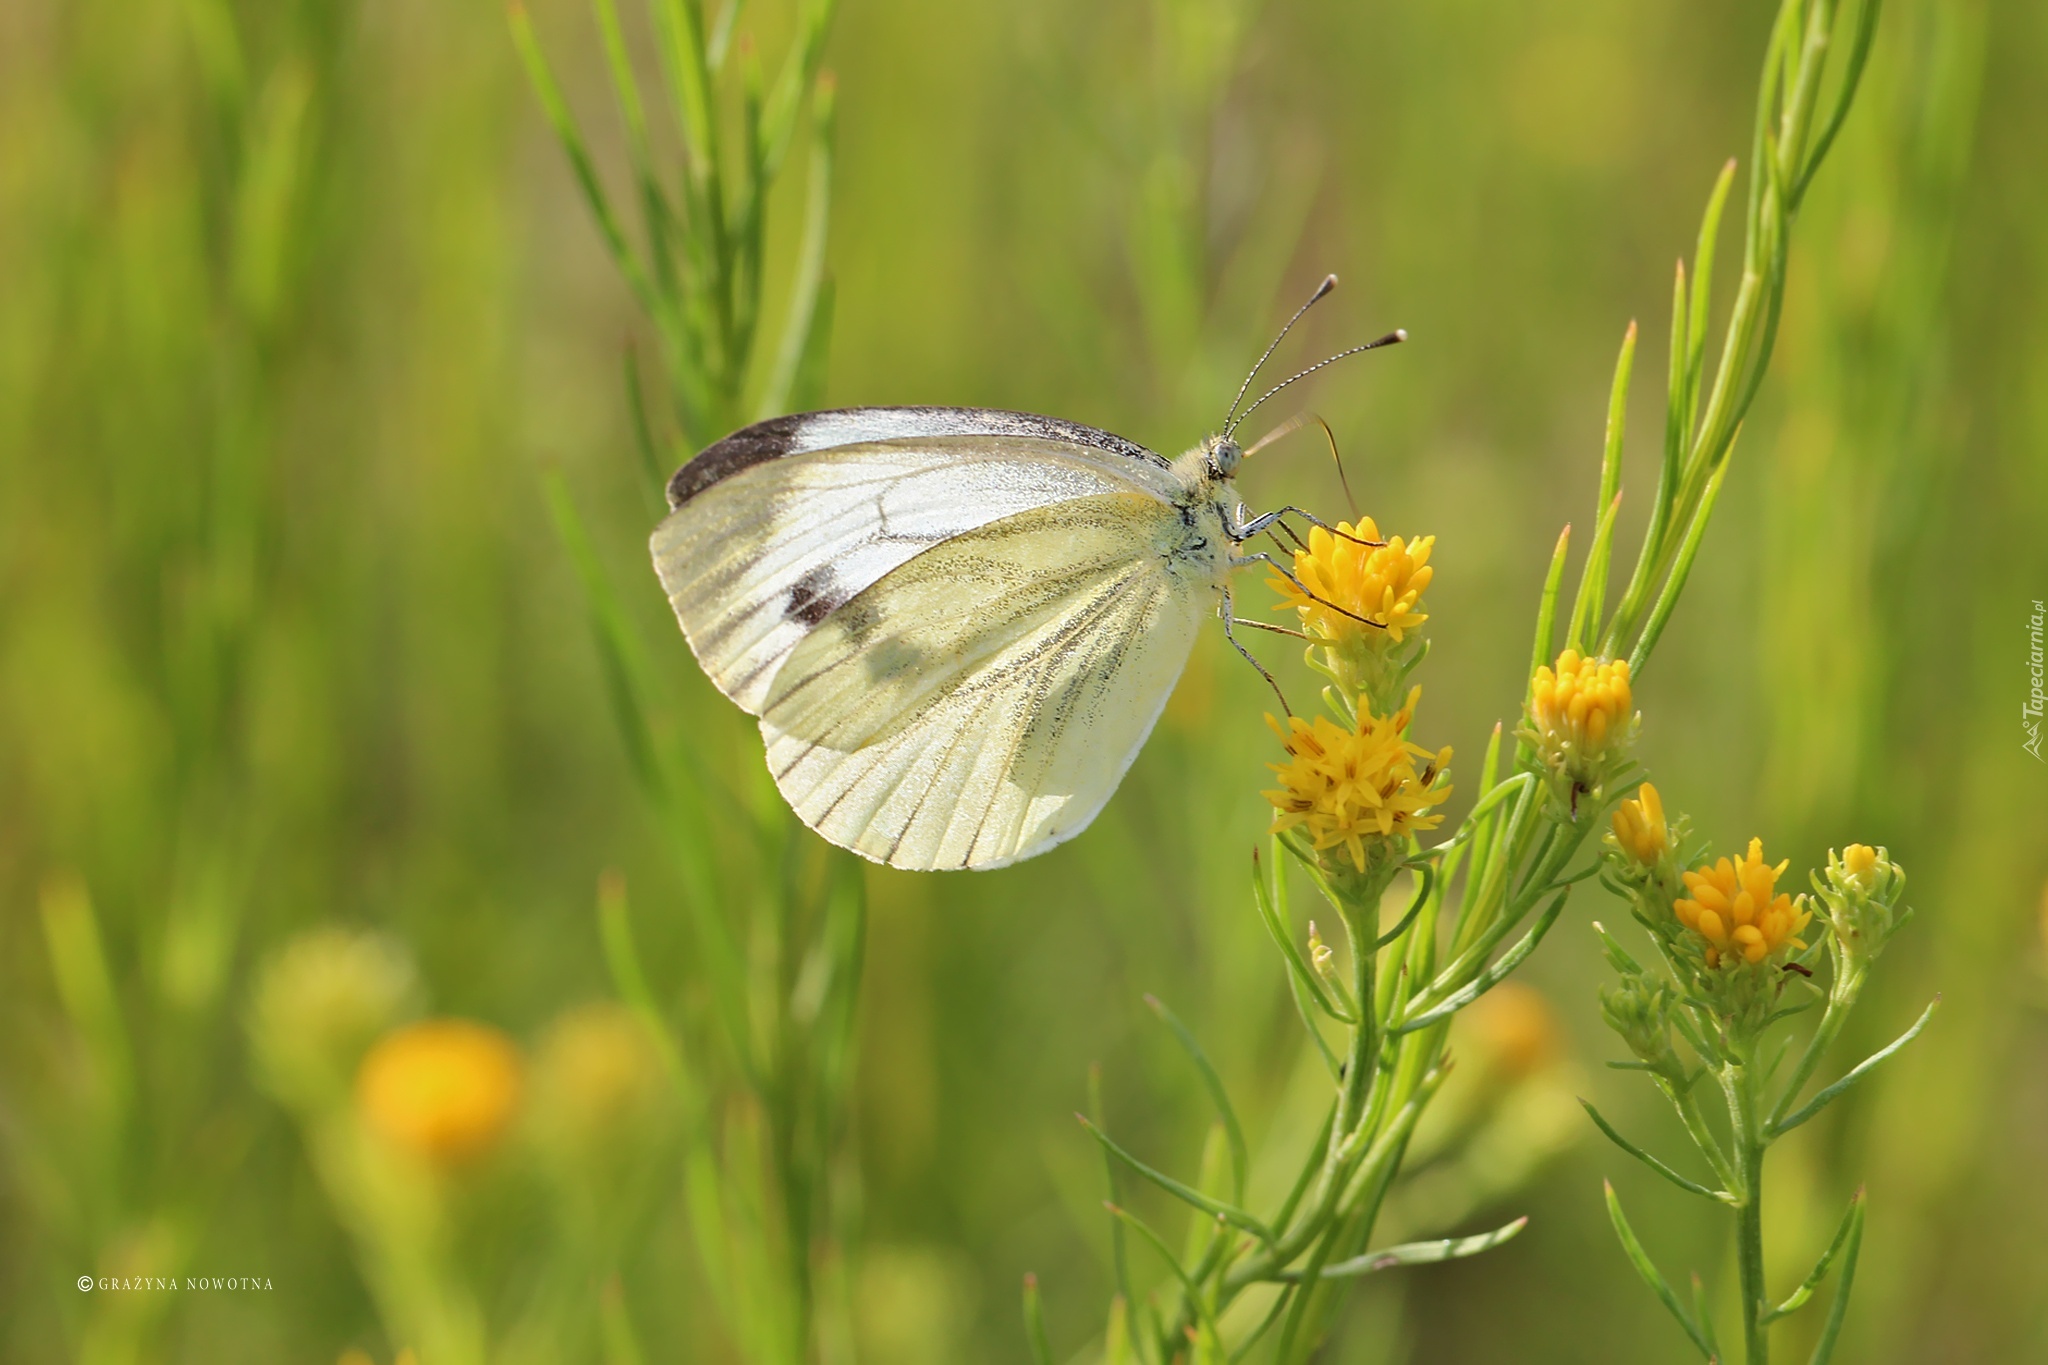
<box><xmin>786</xmin><ymin>563</ymin><xmax>843</xmax><ymax>626</ymax></box>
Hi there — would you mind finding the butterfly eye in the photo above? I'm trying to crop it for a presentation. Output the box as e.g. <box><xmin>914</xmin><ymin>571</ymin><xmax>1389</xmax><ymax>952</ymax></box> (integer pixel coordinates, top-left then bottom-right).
<box><xmin>1213</xmin><ymin>438</ymin><xmax>1243</xmax><ymax>479</ymax></box>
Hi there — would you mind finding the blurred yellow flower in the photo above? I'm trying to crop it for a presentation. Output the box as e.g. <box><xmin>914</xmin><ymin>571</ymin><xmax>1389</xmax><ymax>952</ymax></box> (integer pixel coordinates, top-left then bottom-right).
<box><xmin>529</xmin><ymin>1002</ymin><xmax>674</xmax><ymax>1169</ymax></box>
<box><xmin>1610</xmin><ymin>783</ymin><xmax>1669</xmax><ymax>866</ymax></box>
<box><xmin>1527</xmin><ymin>648</ymin><xmax>1634</xmax><ymax>761</ymax></box>
<box><xmin>356</xmin><ymin>1019</ymin><xmax>523</xmax><ymax>1165</ymax></box>
<box><xmin>1268</xmin><ymin>518</ymin><xmax>1434</xmax><ymax>643</ymax></box>
<box><xmin>1264</xmin><ymin>686</ymin><xmax>1452</xmax><ymax>873</ymax></box>
<box><xmin>1458</xmin><ymin>980</ymin><xmax>1561</xmax><ymax>1082</ymax></box>
<box><xmin>1675</xmin><ymin>838</ymin><xmax>1812</xmax><ymax>968</ymax></box>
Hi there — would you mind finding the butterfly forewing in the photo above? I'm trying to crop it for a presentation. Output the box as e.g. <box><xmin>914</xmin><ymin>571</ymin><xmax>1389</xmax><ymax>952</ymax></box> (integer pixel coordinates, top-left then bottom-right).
<box><xmin>651</xmin><ymin>433</ymin><xmax>1182</xmax><ymax>713</ymax></box>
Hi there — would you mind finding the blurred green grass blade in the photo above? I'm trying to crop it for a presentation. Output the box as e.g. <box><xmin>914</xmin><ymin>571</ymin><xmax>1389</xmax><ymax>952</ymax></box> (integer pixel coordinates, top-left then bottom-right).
<box><xmin>39</xmin><ymin>876</ymin><xmax>134</xmax><ymax>1113</ymax></box>
<box><xmin>706</xmin><ymin>0</ymin><xmax>744</xmax><ymax>70</ymax></box>
<box><xmin>1772</xmin><ymin>997</ymin><xmax>1939</xmax><ymax>1137</ymax></box>
<box><xmin>651</xmin><ymin>0</ymin><xmax>716</xmax><ymax>175</ymax></box>
<box><xmin>1143</xmin><ymin>994</ymin><xmax>1248</xmax><ymax>1204</ymax></box>
<box><xmin>759</xmin><ymin>0</ymin><xmax>836</xmax><ymax>178</ymax></box>
<box><xmin>1075</xmin><ymin>1115</ymin><xmax>1273</xmax><ymax>1244</ymax></box>
<box><xmin>542</xmin><ymin>469</ymin><xmax>754</xmax><ymax>1072</ymax></box>
<box><xmin>1605</xmin><ymin>1180</ymin><xmax>1716</xmax><ymax>1360</ymax></box>
<box><xmin>1628</xmin><ymin>456</ymin><xmax>1730</xmax><ymax>679</ymax></box>
<box><xmin>1578</xmin><ymin>1099</ymin><xmax>1735</xmax><ymax>1204</ymax></box>
<box><xmin>1277</xmin><ymin>1215</ymin><xmax>1527</xmax><ymax>1280</ymax></box>
<box><xmin>510</xmin><ymin>5</ymin><xmax>657</xmax><ymax>316</ymax></box>
<box><xmin>231</xmin><ymin>61</ymin><xmax>311</xmax><ymax>330</ymax></box>
<box><xmin>1766</xmin><ymin>1188</ymin><xmax>1864</xmax><ymax>1322</ymax></box>
<box><xmin>1021</xmin><ymin>1273</ymin><xmax>1054</xmax><ymax>1365</ymax></box>
<box><xmin>599</xmin><ymin>1276</ymin><xmax>649</xmax><ymax>1365</ymax></box>
<box><xmin>1806</xmin><ymin>1193</ymin><xmax>1866</xmax><ymax>1365</ymax></box>
<box><xmin>593</xmin><ymin>0</ymin><xmax>681</xmax><ymax>302</ymax></box>
<box><xmin>757</xmin><ymin>73</ymin><xmax>836</xmax><ymax>421</ymax></box>
<box><xmin>596</xmin><ymin>870</ymin><xmax>696</xmax><ymax>1104</ymax></box>
<box><xmin>623</xmin><ymin>345</ymin><xmax>672</xmax><ymax>505</ymax></box>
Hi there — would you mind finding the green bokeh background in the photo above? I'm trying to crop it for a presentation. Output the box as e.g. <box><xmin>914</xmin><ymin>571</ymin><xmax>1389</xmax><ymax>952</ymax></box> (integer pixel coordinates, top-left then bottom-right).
<box><xmin>3</xmin><ymin>0</ymin><xmax>2043</xmax><ymax>1360</ymax></box>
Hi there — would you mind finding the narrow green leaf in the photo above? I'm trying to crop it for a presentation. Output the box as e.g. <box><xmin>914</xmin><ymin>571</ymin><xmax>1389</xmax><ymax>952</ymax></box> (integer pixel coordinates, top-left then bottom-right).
<box><xmin>1021</xmin><ymin>1274</ymin><xmax>1054</xmax><ymax>1365</ymax></box>
<box><xmin>1794</xmin><ymin>0</ymin><xmax>1883</xmax><ymax>205</ymax></box>
<box><xmin>1580</xmin><ymin>1099</ymin><xmax>1735</xmax><ymax>1204</ymax></box>
<box><xmin>1628</xmin><ymin>456</ymin><xmax>1730</xmax><ymax>680</ymax></box>
<box><xmin>1528</xmin><ymin>522</ymin><xmax>1572</xmax><ymax>683</ymax></box>
<box><xmin>1104</xmin><ymin>1204</ymin><xmax>1227</xmax><ymax>1348</ymax></box>
<box><xmin>1395</xmin><ymin>889</ymin><xmax>1568</xmax><ymax>1035</ymax></box>
<box><xmin>1605</xmin><ymin>1181</ymin><xmax>1716</xmax><ymax>1360</ymax></box>
<box><xmin>1144</xmin><ymin>995</ymin><xmax>1248</xmax><ymax>1205</ymax></box>
<box><xmin>1772</xmin><ymin>998</ymin><xmax>1938</xmax><ymax>1137</ymax></box>
<box><xmin>1685</xmin><ymin>159</ymin><xmax>1739</xmax><ymax>440</ymax></box>
<box><xmin>1089</xmin><ymin>1063</ymin><xmax>1134</xmax><ymax>1315</ymax></box>
<box><xmin>1573</xmin><ymin>315</ymin><xmax>1635</xmax><ymax>650</ymax></box>
<box><xmin>1274</xmin><ymin>1216</ymin><xmax>1528</xmax><ymax>1280</ymax></box>
<box><xmin>1806</xmin><ymin>1191</ymin><xmax>1866</xmax><ymax>1365</ymax></box>
<box><xmin>1691</xmin><ymin>1271</ymin><xmax>1721</xmax><ymax>1363</ymax></box>
<box><xmin>1251</xmin><ymin>848</ymin><xmax>1351</xmax><ymax>1024</ymax></box>
<box><xmin>1377</xmin><ymin>862</ymin><xmax>1434</xmax><ymax>950</ymax></box>
<box><xmin>1076</xmin><ymin>1115</ymin><xmax>1273</xmax><ymax>1244</ymax></box>
<box><xmin>1566</xmin><ymin>490</ymin><xmax>1624</xmax><ymax>656</ymax></box>
<box><xmin>1766</xmin><ymin>1188</ymin><xmax>1864</xmax><ymax>1322</ymax></box>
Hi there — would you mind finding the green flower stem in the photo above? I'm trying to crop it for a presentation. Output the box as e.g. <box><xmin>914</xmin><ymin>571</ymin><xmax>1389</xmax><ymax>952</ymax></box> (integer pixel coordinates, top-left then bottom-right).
<box><xmin>1661</xmin><ymin>1075</ymin><xmax>1742</xmax><ymax>1196</ymax></box>
<box><xmin>1727</xmin><ymin>1056</ymin><xmax>1772</xmax><ymax>1365</ymax></box>
<box><xmin>1767</xmin><ymin>961</ymin><xmax>1866</xmax><ymax>1132</ymax></box>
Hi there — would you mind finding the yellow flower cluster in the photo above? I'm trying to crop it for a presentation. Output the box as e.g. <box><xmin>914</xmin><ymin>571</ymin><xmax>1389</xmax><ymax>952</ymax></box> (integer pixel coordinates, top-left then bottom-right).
<box><xmin>356</xmin><ymin>1019</ymin><xmax>523</xmax><ymax>1164</ymax></box>
<box><xmin>1674</xmin><ymin>838</ymin><xmax>1812</xmax><ymax>968</ymax></box>
<box><xmin>1268</xmin><ymin>518</ymin><xmax>1434</xmax><ymax>643</ymax></box>
<box><xmin>1263</xmin><ymin>686</ymin><xmax>1452</xmax><ymax>873</ymax></box>
<box><xmin>1527</xmin><ymin>648</ymin><xmax>1634</xmax><ymax>759</ymax></box>
<box><xmin>1610</xmin><ymin>783</ymin><xmax>1670</xmax><ymax>866</ymax></box>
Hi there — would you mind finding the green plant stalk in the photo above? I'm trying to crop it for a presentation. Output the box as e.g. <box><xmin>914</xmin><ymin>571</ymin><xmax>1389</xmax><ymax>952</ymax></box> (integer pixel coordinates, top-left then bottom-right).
<box><xmin>1728</xmin><ymin>1055</ymin><xmax>1771</xmax><ymax>1365</ymax></box>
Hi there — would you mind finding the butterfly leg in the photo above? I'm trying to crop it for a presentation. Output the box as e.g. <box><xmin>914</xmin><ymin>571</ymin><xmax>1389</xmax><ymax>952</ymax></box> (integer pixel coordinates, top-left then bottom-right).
<box><xmin>1231</xmin><ymin>551</ymin><xmax>1388</xmax><ymax>631</ymax></box>
<box><xmin>1230</xmin><ymin>506</ymin><xmax>1384</xmax><ymax>548</ymax></box>
<box><xmin>1219</xmin><ymin>586</ymin><xmax>1293</xmax><ymax>716</ymax></box>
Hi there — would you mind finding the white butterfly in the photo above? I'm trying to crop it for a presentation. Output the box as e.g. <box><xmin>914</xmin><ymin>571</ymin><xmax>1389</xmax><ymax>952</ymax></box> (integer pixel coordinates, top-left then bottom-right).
<box><xmin>650</xmin><ymin>282</ymin><xmax>1401</xmax><ymax>871</ymax></box>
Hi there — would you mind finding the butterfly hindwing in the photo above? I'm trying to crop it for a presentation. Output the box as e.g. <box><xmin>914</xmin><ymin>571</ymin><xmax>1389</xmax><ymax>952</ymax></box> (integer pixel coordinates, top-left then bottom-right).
<box><xmin>758</xmin><ymin>493</ymin><xmax>1209</xmax><ymax>870</ymax></box>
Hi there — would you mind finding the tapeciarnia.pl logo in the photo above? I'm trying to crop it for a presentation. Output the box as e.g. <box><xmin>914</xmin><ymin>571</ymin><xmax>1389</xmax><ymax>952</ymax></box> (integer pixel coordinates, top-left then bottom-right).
<box><xmin>2026</xmin><ymin>598</ymin><xmax>2045</xmax><ymax>761</ymax></box>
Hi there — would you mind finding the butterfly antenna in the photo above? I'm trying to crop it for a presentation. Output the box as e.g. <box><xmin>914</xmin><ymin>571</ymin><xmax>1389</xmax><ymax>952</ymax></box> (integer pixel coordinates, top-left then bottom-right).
<box><xmin>1222</xmin><ymin>275</ymin><xmax>1339</xmax><ymax>435</ymax></box>
<box><xmin>1313</xmin><ymin>414</ymin><xmax>1360</xmax><ymax>519</ymax></box>
<box><xmin>1226</xmin><ymin>329</ymin><xmax>1405</xmax><ymax>438</ymax></box>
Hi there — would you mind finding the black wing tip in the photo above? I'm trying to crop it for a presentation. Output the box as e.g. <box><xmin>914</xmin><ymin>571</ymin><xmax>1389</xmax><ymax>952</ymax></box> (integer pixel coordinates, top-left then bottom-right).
<box><xmin>664</xmin><ymin>406</ymin><xmax>1165</xmax><ymax>509</ymax></box>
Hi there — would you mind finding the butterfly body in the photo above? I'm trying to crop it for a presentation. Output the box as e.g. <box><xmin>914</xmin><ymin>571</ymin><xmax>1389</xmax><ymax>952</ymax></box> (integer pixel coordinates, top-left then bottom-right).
<box><xmin>651</xmin><ymin>407</ymin><xmax>1253</xmax><ymax>872</ymax></box>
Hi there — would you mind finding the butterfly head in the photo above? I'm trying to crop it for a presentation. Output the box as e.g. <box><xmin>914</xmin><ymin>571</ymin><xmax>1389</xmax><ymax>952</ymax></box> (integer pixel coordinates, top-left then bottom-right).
<box><xmin>1206</xmin><ymin>433</ymin><xmax>1245</xmax><ymax>482</ymax></box>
